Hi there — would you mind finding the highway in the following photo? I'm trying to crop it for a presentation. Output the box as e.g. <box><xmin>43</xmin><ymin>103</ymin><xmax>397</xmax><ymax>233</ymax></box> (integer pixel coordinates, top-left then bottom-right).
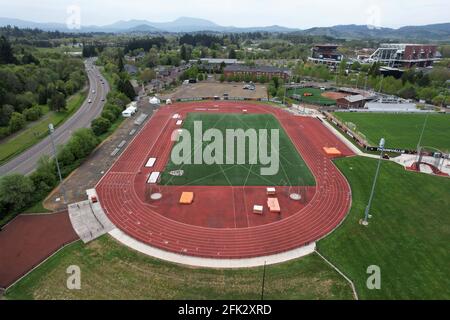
<box><xmin>0</xmin><ymin>58</ymin><xmax>110</xmax><ymax>176</ymax></box>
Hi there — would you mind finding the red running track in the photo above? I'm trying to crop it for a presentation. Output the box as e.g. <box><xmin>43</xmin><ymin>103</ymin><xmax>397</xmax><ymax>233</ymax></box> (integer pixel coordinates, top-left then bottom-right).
<box><xmin>96</xmin><ymin>101</ymin><xmax>354</xmax><ymax>259</ymax></box>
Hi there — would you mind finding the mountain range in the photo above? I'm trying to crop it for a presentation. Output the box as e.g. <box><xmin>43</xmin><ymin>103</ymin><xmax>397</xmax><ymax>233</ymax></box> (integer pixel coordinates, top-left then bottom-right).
<box><xmin>0</xmin><ymin>16</ymin><xmax>449</xmax><ymax>40</ymax></box>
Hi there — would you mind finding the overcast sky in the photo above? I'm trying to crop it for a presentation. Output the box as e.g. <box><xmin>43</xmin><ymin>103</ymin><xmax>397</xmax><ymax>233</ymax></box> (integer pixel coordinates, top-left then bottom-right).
<box><xmin>1</xmin><ymin>0</ymin><xmax>449</xmax><ymax>29</ymax></box>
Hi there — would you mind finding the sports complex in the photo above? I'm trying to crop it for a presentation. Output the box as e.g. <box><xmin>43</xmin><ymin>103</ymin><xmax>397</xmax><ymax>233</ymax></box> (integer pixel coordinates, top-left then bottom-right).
<box><xmin>96</xmin><ymin>101</ymin><xmax>353</xmax><ymax>262</ymax></box>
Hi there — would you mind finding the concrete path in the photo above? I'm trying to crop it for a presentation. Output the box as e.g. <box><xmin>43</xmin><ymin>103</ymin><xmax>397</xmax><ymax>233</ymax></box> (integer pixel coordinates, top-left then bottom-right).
<box><xmin>109</xmin><ymin>227</ymin><xmax>316</xmax><ymax>268</ymax></box>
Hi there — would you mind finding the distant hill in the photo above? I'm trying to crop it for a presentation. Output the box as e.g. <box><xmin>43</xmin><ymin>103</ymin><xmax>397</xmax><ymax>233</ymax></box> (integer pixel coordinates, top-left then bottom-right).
<box><xmin>300</xmin><ymin>23</ymin><xmax>450</xmax><ymax>41</ymax></box>
<box><xmin>0</xmin><ymin>16</ymin><xmax>449</xmax><ymax>40</ymax></box>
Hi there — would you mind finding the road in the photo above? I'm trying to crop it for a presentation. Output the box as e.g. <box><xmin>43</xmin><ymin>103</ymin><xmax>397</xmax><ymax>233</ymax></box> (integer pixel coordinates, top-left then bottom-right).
<box><xmin>0</xmin><ymin>58</ymin><xmax>110</xmax><ymax>176</ymax></box>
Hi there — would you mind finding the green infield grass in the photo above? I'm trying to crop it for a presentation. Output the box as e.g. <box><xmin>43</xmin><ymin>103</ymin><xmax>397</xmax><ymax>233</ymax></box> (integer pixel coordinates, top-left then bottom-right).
<box><xmin>333</xmin><ymin>112</ymin><xmax>450</xmax><ymax>151</ymax></box>
<box><xmin>287</xmin><ymin>88</ymin><xmax>336</xmax><ymax>106</ymax></box>
<box><xmin>160</xmin><ymin>113</ymin><xmax>315</xmax><ymax>186</ymax></box>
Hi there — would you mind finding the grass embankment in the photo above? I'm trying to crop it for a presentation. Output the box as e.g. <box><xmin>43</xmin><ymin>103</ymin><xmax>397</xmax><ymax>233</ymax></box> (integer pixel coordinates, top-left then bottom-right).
<box><xmin>318</xmin><ymin>156</ymin><xmax>450</xmax><ymax>299</ymax></box>
<box><xmin>5</xmin><ymin>235</ymin><xmax>352</xmax><ymax>300</ymax></box>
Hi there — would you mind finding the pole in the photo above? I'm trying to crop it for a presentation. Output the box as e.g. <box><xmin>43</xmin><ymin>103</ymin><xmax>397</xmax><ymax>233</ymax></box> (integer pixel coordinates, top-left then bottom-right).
<box><xmin>49</xmin><ymin>124</ymin><xmax>67</xmax><ymax>204</ymax></box>
<box><xmin>363</xmin><ymin>138</ymin><xmax>385</xmax><ymax>225</ymax></box>
<box><xmin>416</xmin><ymin>112</ymin><xmax>430</xmax><ymax>152</ymax></box>
<box><xmin>261</xmin><ymin>261</ymin><xmax>267</xmax><ymax>300</ymax></box>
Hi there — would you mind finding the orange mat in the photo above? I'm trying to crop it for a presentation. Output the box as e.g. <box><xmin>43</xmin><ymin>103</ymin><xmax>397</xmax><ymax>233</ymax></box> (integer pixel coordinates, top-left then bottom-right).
<box><xmin>267</xmin><ymin>198</ymin><xmax>281</xmax><ymax>213</ymax></box>
<box><xmin>323</xmin><ymin>147</ymin><xmax>342</xmax><ymax>156</ymax></box>
<box><xmin>179</xmin><ymin>192</ymin><xmax>194</xmax><ymax>204</ymax></box>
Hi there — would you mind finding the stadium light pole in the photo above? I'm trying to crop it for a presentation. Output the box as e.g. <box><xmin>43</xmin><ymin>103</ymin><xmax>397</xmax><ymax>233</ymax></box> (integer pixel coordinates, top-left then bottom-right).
<box><xmin>49</xmin><ymin>124</ymin><xmax>67</xmax><ymax>204</ymax></box>
<box><xmin>362</xmin><ymin>138</ymin><xmax>385</xmax><ymax>226</ymax></box>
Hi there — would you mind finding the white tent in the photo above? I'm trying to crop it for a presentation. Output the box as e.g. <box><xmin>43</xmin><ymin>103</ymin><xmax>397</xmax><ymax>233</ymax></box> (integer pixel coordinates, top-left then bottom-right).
<box><xmin>150</xmin><ymin>96</ymin><xmax>160</xmax><ymax>105</ymax></box>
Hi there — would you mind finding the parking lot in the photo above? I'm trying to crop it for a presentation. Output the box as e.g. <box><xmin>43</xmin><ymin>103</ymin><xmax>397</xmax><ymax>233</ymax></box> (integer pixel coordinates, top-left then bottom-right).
<box><xmin>161</xmin><ymin>81</ymin><xmax>268</xmax><ymax>100</ymax></box>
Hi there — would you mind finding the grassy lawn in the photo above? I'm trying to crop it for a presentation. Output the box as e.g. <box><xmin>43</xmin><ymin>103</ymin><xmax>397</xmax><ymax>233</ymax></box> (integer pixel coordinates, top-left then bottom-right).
<box><xmin>161</xmin><ymin>113</ymin><xmax>315</xmax><ymax>186</ymax></box>
<box><xmin>318</xmin><ymin>156</ymin><xmax>450</xmax><ymax>299</ymax></box>
<box><xmin>287</xmin><ymin>88</ymin><xmax>336</xmax><ymax>106</ymax></box>
<box><xmin>5</xmin><ymin>235</ymin><xmax>353</xmax><ymax>300</ymax></box>
<box><xmin>0</xmin><ymin>90</ymin><xmax>87</xmax><ymax>164</ymax></box>
<box><xmin>333</xmin><ymin>112</ymin><xmax>450</xmax><ymax>151</ymax></box>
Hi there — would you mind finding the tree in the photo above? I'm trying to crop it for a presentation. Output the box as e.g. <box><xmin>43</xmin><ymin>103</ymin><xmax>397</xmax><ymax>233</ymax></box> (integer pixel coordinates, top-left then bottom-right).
<box><xmin>398</xmin><ymin>86</ymin><xmax>417</xmax><ymax>100</ymax></box>
<box><xmin>180</xmin><ymin>44</ymin><xmax>188</xmax><ymax>62</ymax></box>
<box><xmin>9</xmin><ymin>112</ymin><xmax>25</xmax><ymax>133</ymax></box>
<box><xmin>351</xmin><ymin>61</ymin><xmax>361</xmax><ymax>71</ymax></box>
<box><xmin>228</xmin><ymin>49</ymin><xmax>237</xmax><ymax>59</ymax></box>
<box><xmin>117</xmin><ymin>78</ymin><xmax>136</xmax><ymax>100</ymax></box>
<box><xmin>23</xmin><ymin>106</ymin><xmax>43</xmax><ymax>121</ymax></box>
<box><xmin>91</xmin><ymin>117</ymin><xmax>111</xmax><ymax>136</ymax></box>
<box><xmin>368</xmin><ymin>62</ymin><xmax>381</xmax><ymax>77</ymax></box>
<box><xmin>0</xmin><ymin>36</ymin><xmax>16</xmax><ymax>65</ymax></box>
<box><xmin>30</xmin><ymin>155</ymin><xmax>57</xmax><ymax>196</ymax></box>
<box><xmin>139</xmin><ymin>68</ymin><xmax>156</xmax><ymax>83</ymax></box>
<box><xmin>0</xmin><ymin>174</ymin><xmax>35</xmax><ymax>216</ymax></box>
<box><xmin>101</xmin><ymin>110</ymin><xmax>116</xmax><ymax>122</ymax></box>
<box><xmin>49</xmin><ymin>92</ymin><xmax>66</xmax><ymax>112</ymax></box>
<box><xmin>0</xmin><ymin>104</ymin><xmax>14</xmax><ymax>126</ymax></box>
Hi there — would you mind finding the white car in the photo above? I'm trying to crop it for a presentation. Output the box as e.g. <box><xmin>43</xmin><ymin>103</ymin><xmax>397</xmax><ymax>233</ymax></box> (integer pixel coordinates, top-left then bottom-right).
<box><xmin>88</xmin><ymin>99</ymin><xmax>92</xmax><ymax>103</ymax></box>
<box><xmin>92</xmin><ymin>90</ymin><xmax>96</xmax><ymax>94</ymax></box>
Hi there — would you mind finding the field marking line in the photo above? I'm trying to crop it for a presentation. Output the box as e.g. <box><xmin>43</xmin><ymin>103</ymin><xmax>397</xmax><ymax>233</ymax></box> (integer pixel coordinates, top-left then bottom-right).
<box><xmin>314</xmin><ymin>250</ymin><xmax>359</xmax><ymax>300</ymax></box>
<box><xmin>162</xmin><ymin>113</ymin><xmax>227</xmax><ymax>186</ymax></box>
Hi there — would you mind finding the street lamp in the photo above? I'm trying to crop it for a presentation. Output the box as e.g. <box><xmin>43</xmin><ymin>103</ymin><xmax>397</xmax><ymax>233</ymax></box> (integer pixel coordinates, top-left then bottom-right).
<box><xmin>48</xmin><ymin>124</ymin><xmax>67</xmax><ymax>204</ymax></box>
<box><xmin>362</xmin><ymin>138</ymin><xmax>385</xmax><ymax>226</ymax></box>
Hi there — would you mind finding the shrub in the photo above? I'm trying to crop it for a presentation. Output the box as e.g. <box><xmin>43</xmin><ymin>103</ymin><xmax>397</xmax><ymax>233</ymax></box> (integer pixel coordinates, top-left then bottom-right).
<box><xmin>8</xmin><ymin>112</ymin><xmax>26</xmax><ymax>133</ymax></box>
<box><xmin>91</xmin><ymin>117</ymin><xmax>111</xmax><ymax>136</ymax></box>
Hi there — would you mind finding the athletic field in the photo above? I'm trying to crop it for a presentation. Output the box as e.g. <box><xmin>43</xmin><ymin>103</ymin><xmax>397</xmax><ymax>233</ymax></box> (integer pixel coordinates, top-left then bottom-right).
<box><xmin>288</xmin><ymin>88</ymin><xmax>336</xmax><ymax>106</ymax></box>
<box><xmin>160</xmin><ymin>113</ymin><xmax>315</xmax><ymax>186</ymax></box>
<box><xmin>334</xmin><ymin>112</ymin><xmax>450</xmax><ymax>151</ymax></box>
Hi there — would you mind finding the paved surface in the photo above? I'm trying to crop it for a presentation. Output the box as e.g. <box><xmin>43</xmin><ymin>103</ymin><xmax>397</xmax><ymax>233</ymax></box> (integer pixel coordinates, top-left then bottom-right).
<box><xmin>44</xmin><ymin>100</ymin><xmax>156</xmax><ymax>211</ymax></box>
<box><xmin>161</xmin><ymin>81</ymin><xmax>267</xmax><ymax>101</ymax></box>
<box><xmin>110</xmin><ymin>228</ymin><xmax>316</xmax><ymax>268</ymax></box>
<box><xmin>0</xmin><ymin>212</ymin><xmax>78</xmax><ymax>289</ymax></box>
<box><xmin>0</xmin><ymin>58</ymin><xmax>110</xmax><ymax>176</ymax></box>
<box><xmin>68</xmin><ymin>199</ymin><xmax>115</xmax><ymax>243</ymax></box>
<box><xmin>97</xmin><ymin>101</ymin><xmax>354</xmax><ymax>260</ymax></box>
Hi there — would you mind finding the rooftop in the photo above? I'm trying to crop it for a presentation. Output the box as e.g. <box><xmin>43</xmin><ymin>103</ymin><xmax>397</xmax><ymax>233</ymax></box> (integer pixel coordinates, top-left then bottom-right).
<box><xmin>224</xmin><ymin>64</ymin><xmax>289</xmax><ymax>73</ymax></box>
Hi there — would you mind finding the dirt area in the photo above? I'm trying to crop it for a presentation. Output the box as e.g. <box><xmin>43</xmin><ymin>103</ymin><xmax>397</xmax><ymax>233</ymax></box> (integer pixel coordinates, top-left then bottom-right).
<box><xmin>321</xmin><ymin>91</ymin><xmax>348</xmax><ymax>100</ymax></box>
<box><xmin>44</xmin><ymin>97</ymin><xmax>157</xmax><ymax>212</ymax></box>
<box><xmin>0</xmin><ymin>211</ymin><xmax>78</xmax><ymax>288</ymax></box>
<box><xmin>161</xmin><ymin>81</ymin><xmax>267</xmax><ymax>100</ymax></box>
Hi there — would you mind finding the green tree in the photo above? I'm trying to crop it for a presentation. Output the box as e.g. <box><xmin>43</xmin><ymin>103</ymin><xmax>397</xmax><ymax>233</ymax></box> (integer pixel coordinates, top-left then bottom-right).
<box><xmin>30</xmin><ymin>156</ymin><xmax>57</xmax><ymax>197</ymax></box>
<box><xmin>8</xmin><ymin>112</ymin><xmax>25</xmax><ymax>133</ymax></box>
<box><xmin>91</xmin><ymin>117</ymin><xmax>111</xmax><ymax>136</ymax></box>
<box><xmin>0</xmin><ymin>36</ymin><xmax>16</xmax><ymax>65</ymax></box>
<box><xmin>139</xmin><ymin>68</ymin><xmax>156</xmax><ymax>83</ymax></box>
<box><xmin>49</xmin><ymin>92</ymin><xmax>66</xmax><ymax>112</ymax></box>
<box><xmin>0</xmin><ymin>174</ymin><xmax>35</xmax><ymax>216</ymax></box>
<box><xmin>228</xmin><ymin>49</ymin><xmax>237</xmax><ymax>59</ymax></box>
<box><xmin>180</xmin><ymin>45</ymin><xmax>188</xmax><ymax>62</ymax></box>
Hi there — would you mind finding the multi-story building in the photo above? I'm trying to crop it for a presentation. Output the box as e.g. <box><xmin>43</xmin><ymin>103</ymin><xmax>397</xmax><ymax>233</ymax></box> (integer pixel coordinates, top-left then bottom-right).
<box><xmin>224</xmin><ymin>65</ymin><xmax>290</xmax><ymax>80</ymax></box>
<box><xmin>307</xmin><ymin>44</ymin><xmax>344</xmax><ymax>66</ymax></box>
<box><xmin>367</xmin><ymin>44</ymin><xmax>439</xmax><ymax>68</ymax></box>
